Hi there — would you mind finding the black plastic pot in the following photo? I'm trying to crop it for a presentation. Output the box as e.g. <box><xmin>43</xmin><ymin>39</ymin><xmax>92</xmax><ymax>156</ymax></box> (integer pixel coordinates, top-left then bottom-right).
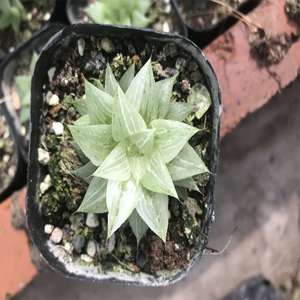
<box><xmin>0</xmin><ymin>108</ymin><xmax>27</xmax><ymax>203</ymax></box>
<box><xmin>0</xmin><ymin>23</ymin><xmax>65</xmax><ymax>163</ymax></box>
<box><xmin>27</xmin><ymin>24</ymin><xmax>221</xmax><ymax>285</ymax></box>
<box><xmin>67</xmin><ymin>0</ymin><xmax>188</xmax><ymax>37</ymax></box>
<box><xmin>172</xmin><ymin>0</ymin><xmax>261</xmax><ymax>48</ymax></box>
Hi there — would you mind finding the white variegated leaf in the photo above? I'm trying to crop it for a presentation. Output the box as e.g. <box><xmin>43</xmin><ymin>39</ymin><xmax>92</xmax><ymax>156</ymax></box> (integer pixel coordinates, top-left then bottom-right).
<box><xmin>77</xmin><ymin>177</ymin><xmax>108</xmax><ymax>213</ymax></box>
<box><xmin>136</xmin><ymin>186</ymin><xmax>168</xmax><ymax>242</ymax></box>
<box><xmin>167</xmin><ymin>144</ymin><xmax>209</xmax><ymax>181</ymax></box>
<box><xmin>125</xmin><ymin>58</ymin><xmax>153</xmax><ymax>111</ymax></box>
<box><xmin>139</xmin><ymin>75</ymin><xmax>177</xmax><ymax>124</ymax></box>
<box><xmin>106</xmin><ymin>177</ymin><xmax>141</xmax><ymax>238</ymax></box>
<box><xmin>105</xmin><ymin>63</ymin><xmax>119</xmax><ymax>97</ymax></box>
<box><xmin>83</xmin><ymin>2</ymin><xmax>105</xmax><ymax>24</ymax></box>
<box><xmin>132</xmin><ymin>10</ymin><xmax>150</xmax><ymax>27</ymax></box>
<box><xmin>93</xmin><ymin>141</ymin><xmax>131</xmax><ymax>181</ymax></box>
<box><xmin>112</xmin><ymin>86</ymin><xmax>146</xmax><ymax>142</ymax></box>
<box><xmin>127</xmin><ymin>156</ymin><xmax>149</xmax><ymax>184</ymax></box>
<box><xmin>174</xmin><ymin>177</ymin><xmax>200</xmax><ymax>192</ymax></box>
<box><xmin>129</xmin><ymin>129</ymin><xmax>155</xmax><ymax>156</ymax></box>
<box><xmin>119</xmin><ymin>64</ymin><xmax>135</xmax><ymax>93</ymax></box>
<box><xmin>165</xmin><ymin>102</ymin><xmax>195</xmax><ymax>122</ymax></box>
<box><xmin>73</xmin><ymin>98</ymin><xmax>88</xmax><ymax>116</ymax></box>
<box><xmin>68</xmin><ymin>125</ymin><xmax>117</xmax><ymax>166</ymax></box>
<box><xmin>73</xmin><ymin>114</ymin><xmax>90</xmax><ymax>126</ymax></box>
<box><xmin>91</xmin><ymin>78</ymin><xmax>104</xmax><ymax>91</ymax></box>
<box><xmin>141</xmin><ymin>149</ymin><xmax>177</xmax><ymax>198</ymax></box>
<box><xmin>187</xmin><ymin>83</ymin><xmax>212</xmax><ymax>119</ymax></box>
<box><xmin>71</xmin><ymin>161</ymin><xmax>98</xmax><ymax>183</ymax></box>
<box><xmin>128</xmin><ymin>209</ymin><xmax>148</xmax><ymax>244</ymax></box>
<box><xmin>149</xmin><ymin>119</ymin><xmax>199</xmax><ymax>163</ymax></box>
<box><xmin>85</xmin><ymin>78</ymin><xmax>114</xmax><ymax>124</ymax></box>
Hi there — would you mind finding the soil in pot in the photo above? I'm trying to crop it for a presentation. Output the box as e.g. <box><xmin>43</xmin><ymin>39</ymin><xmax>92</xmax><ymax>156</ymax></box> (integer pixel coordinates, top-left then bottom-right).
<box><xmin>176</xmin><ymin>0</ymin><xmax>254</xmax><ymax>31</ymax></box>
<box><xmin>68</xmin><ymin>0</ymin><xmax>185</xmax><ymax>35</ymax></box>
<box><xmin>0</xmin><ymin>107</ymin><xmax>17</xmax><ymax>194</ymax></box>
<box><xmin>0</xmin><ymin>0</ymin><xmax>55</xmax><ymax>57</ymax></box>
<box><xmin>34</xmin><ymin>31</ymin><xmax>215</xmax><ymax>279</ymax></box>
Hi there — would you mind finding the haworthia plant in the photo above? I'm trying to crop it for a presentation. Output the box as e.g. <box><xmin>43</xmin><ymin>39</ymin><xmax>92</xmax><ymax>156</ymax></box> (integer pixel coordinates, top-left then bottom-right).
<box><xmin>68</xmin><ymin>58</ymin><xmax>211</xmax><ymax>243</ymax></box>
<box><xmin>15</xmin><ymin>51</ymin><xmax>38</xmax><ymax>124</ymax></box>
<box><xmin>84</xmin><ymin>0</ymin><xmax>151</xmax><ymax>28</ymax></box>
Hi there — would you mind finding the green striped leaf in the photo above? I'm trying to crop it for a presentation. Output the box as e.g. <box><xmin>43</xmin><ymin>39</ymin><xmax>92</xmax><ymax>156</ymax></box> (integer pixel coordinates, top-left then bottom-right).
<box><xmin>128</xmin><ymin>209</ymin><xmax>148</xmax><ymax>244</ymax></box>
<box><xmin>71</xmin><ymin>161</ymin><xmax>97</xmax><ymax>183</ymax></box>
<box><xmin>73</xmin><ymin>98</ymin><xmax>88</xmax><ymax>116</ymax></box>
<box><xmin>105</xmin><ymin>63</ymin><xmax>118</xmax><ymax>97</ymax></box>
<box><xmin>174</xmin><ymin>177</ymin><xmax>200</xmax><ymax>192</ymax></box>
<box><xmin>119</xmin><ymin>64</ymin><xmax>135</xmax><ymax>93</ymax></box>
<box><xmin>165</xmin><ymin>102</ymin><xmax>195</xmax><ymax>122</ymax></box>
<box><xmin>129</xmin><ymin>129</ymin><xmax>154</xmax><ymax>156</ymax></box>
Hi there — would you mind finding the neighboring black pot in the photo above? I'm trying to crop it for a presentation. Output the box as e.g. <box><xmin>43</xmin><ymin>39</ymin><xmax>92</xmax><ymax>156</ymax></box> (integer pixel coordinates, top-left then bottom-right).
<box><xmin>0</xmin><ymin>108</ymin><xmax>27</xmax><ymax>203</ymax></box>
<box><xmin>172</xmin><ymin>0</ymin><xmax>261</xmax><ymax>48</ymax></box>
<box><xmin>0</xmin><ymin>23</ymin><xmax>65</xmax><ymax>163</ymax></box>
<box><xmin>27</xmin><ymin>24</ymin><xmax>221</xmax><ymax>285</ymax></box>
<box><xmin>67</xmin><ymin>0</ymin><xmax>188</xmax><ymax>37</ymax></box>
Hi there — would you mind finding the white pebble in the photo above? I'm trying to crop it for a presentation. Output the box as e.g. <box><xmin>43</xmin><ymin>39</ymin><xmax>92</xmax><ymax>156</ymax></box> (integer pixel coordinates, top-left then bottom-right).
<box><xmin>86</xmin><ymin>213</ymin><xmax>99</xmax><ymax>228</ymax></box>
<box><xmin>43</xmin><ymin>12</ymin><xmax>51</xmax><ymax>21</ymax></box>
<box><xmin>86</xmin><ymin>240</ymin><xmax>97</xmax><ymax>257</ymax></box>
<box><xmin>80</xmin><ymin>254</ymin><xmax>93</xmax><ymax>263</ymax></box>
<box><xmin>40</xmin><ymin>182</ymin><xmax>51</xmax><ymax>194</ymax></box>
<box><xmin>3</xmin><ymin>154</ymin><xmax>9</xmax><ymax>164</ymax></box>
<box><xmin>48</xmin><ymin>94</ymin><xmax>59</xmax><ymax>106</ymax></box>
<box><xmin>50</xmin><ymin>227</ymin><xmax>63</xmax><ymax>244</ymax></box>
<box><xmin>44</xmin><ymin>174</ymin><xmax>51</xmax><ymax>184</ymax></box>
<box><xmin>64</xmin><ymin>242</ymin><xmax>73</xmax><ymax>252</ymax></box>
<box><xmin>52</xmin><ymin>122</ymin><xmax>64</xmax><ymax>135</ymax></box>
<box><xmin>48</xmin><ymin>67</ymin><xmax>56</xmax><ymax>82</ymax></box>
<box><xmin>38</xmin><ymin>148</ymin><xmax>50</xmax><ymax>165</ymax></box>
<box><xmin>20</xmin><ymin>126</ymin><xmax>26</xmax><ymax>136</ymax></box>
<box><xmin>44</xmin><ymin>224</ymin><xmax>54</xmax><ymax>234</ymax></box>
<box><xmin>78</xmin><ymin>38</ymin><xmax>85</xmax><ymax>56</ymax></box>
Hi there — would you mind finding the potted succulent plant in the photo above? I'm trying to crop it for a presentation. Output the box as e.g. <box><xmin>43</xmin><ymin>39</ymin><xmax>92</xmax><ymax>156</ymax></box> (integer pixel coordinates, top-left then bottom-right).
<box><xmin>0</xmin><ymin>23</ymin><xmax>65</xmax><ymax>162</ymax></box>
<box><xmin>27</xmin><ymin>24</ymin><xmax>221</xmax><ymax>285</ymax></box>
<box><xmin>0</xmin><ymin>0</ymin><xmax>58</xmax><ymax>59</ymax></box>
<box><xmin>67</xmin><ymin>0</ymin><xmax>187</xmax><ymax>36</ymax></box>
<box><xmin>172</xmin><ymin>0</ymin><xmax>261</xmax><ymax>48</ymax></box>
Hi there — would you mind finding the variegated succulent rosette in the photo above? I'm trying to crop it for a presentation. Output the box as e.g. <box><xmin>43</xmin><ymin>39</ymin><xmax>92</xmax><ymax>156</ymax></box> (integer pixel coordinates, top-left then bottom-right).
<box><xmin>68</xmin><ymin>58</ymin><xmax>211</xmax><ymax>243</ymax></box>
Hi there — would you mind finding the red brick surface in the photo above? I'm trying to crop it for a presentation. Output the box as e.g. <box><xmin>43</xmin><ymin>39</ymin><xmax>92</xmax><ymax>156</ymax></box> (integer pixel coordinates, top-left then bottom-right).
<box><xmin>204</xmin><ymin>0</ymin><xmax>300</xmax><ymax>138</ymax></box>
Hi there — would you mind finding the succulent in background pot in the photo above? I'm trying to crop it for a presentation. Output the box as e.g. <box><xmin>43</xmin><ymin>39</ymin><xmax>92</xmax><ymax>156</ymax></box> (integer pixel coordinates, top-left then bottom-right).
<box><xmin>172</xmin><ymin>0</ymin><xmax>261</xmax><ymax>48</ymax></box>
<box><xmin>27</xmin><ymin>24</ymin><xmax>221</xmax><ymax>285</ymax></box>
<box><xmin>0</xmin><ymin>23</ymin><xmax>65</xmax><ymax>162</ymax></box>
<box><xmin>67</xmin><ymin>0</ymin><xmax>187</xmax><ymax>37</ymax></box>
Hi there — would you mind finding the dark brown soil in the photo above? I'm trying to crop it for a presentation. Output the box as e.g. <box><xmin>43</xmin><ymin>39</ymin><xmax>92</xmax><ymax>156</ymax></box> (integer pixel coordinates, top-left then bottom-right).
<box><xmin>39</xmin><ymin>35</ymin><xmax>212</xmax><ymax>274</ymax></box>
<box><xmin>249</xmin><ymin>29</ymin><xmax>298</xmax><ymax>67</ymax></box>
<box><xmin>74</xmin><ymin>0</ymin><xmax>184</xmax><ymax>35</ymax></box>
<box><xmin>0</xmin><ymin>0</ymin><xmax>55</xmax><ymax>57</ymax></box>
<box><xmin>285</xmin><ymin>0</ymin><xmax>300</xmax><ymax>27</ymax></box>
<box><xmin>0</xmin><ymin>109</ymin><xmax>17</xmax><ymax>192</ymax></box>
<box><xmin>176</xmin><ymin>0</ymin><xmax>247</xmax><ymax>31</ymax></box>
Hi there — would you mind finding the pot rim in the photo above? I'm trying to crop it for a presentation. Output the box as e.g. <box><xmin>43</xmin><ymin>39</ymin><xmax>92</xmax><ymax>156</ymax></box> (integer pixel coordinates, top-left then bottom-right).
<box><xmin>27</xmin><ymin>23</ymin><xmax>221</xmax><ymax>286</ymax></box>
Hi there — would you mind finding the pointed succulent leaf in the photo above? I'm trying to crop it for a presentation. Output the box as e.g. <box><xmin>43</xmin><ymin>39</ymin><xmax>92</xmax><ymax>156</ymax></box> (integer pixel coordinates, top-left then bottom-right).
<box><xmin>93</xmin><ymin>141</ymin><xmax>131</xmax><ymax>181</ymax></box>
<box><xmin>85</xmin><ymin>78</ymin><xmax>113</xmax><ymax>124</ymax></box>
<box><xmin>68</xmin><ymin>125</ymin><xmax>117</xmax><ymax>166</ymax></box>
<box><xmin>129</xmin><ymin>129</ymin><xmax>155</xmax><ymax>156</ymax></box>
<box><xmin>15</xmin><ymin>76</ymin><xmax>31</xmax><ymax>99</ymax></box>
<box><xmin>77</xmin><ymin>177</ymin><xmax>108</xmax><ymax>213</ymax></box>
<box><xmin>127</xmin><ymin>156</ymin><xmax>149</xmax><ymax>184</ymax></box>
<box><xmin>29</xmin><ymin>52</ymin><xmax>38</xmax><ymax>74</ymax></box>
<box><xmin>105</xmin><ymin>64</ymin><xmax>119</xmax><ymax>97</ymax></box>
<box><xmin>73</xmin><ymin>98</ymin><xmax>88</xmax><ymax>116</ymax></box>
<box><xmin>175</xmin><ymin>186</ymin><xmax>188</xmax><ymax>200</ymax></box>
<box><xmin>106</xmin><ymin>177</ymin><xmax>141</xmax><ymax>238</ymax></box>
<box><xmin>83</xmin><ymin>2</ymin><xmax>105</xmax><ymax>24</ymax></box>
<box><xmin>165</xmin><ymin>102</ymin><xmax>195</xmax><ymax>122</ymax></box>
<box><xmin>139</xmin><ymin>75</ymin><xmax>177</xmax><ymax>124</ymax></box>
<box><xmin>187</xmin><ymin>83</ymin><xmax>212</xmax><ymax>119</ymax></box>
<box><xmin>0</xmin><ymin>13</ymin><xmax>10</xmax><ymax>29</ymax></box>
<box><xmin>112</xmin><ymin>85</ymin><xmax>146</xmax><ymax>142</ymax></box>
<box><xmin>137</xmin><ymin>0</ymin><xmax>152</xmax><ymax>14</ymax></box>
<box><xmin>167</xmin><ymin>144</ymin><xmax>209</xmax><ymax>181</ymax></box>
<box><xmin>21</xmin><ymin>92</ymin><xmax>31</xmax><ymax>106</ymax></box>
<box><xmin>141</xmin><ymin>149</ymin><xmax>177</xmax><ymax>198</ymax></box>
<box><xmin>69</xmin><ymin>141</ymin><xmax>89</xmax><ymax>164</ymax></box>
<box><xmin>71</xmin><ymin>161</ymin><xmax>98</xmax><ymax>183</ymax></box>
<box><xmin>128</xmin><ymin>209</ymin><xmax>148</xmax><ymax>244</ymax></box>
<box><xmin>150</xmin><ymin>119</ymin><xmax>199</xmax><ymax>163</ymax></box>
<box><xmin>125</xmin><ymin>58</ymin><xmax>153</xmax><ymax>110</ymax></box>
<box><xmin>91</xmin><ymin>78</ymin><xmax>104</xmax><ymax>91</ymax></box>
<box><xmin>73</xmin><ymin>114</ymin><xmax>90</xmax><ymax>126</ymax></box>
<box><xmin>20</xmin><ymin>105</ymin><xmax>30</xmax><ymax>124</ymax></box>
<box><xmin>119</xmin><ymin>64</ymin><xmax>135</xmax><ymax>93</ymax></box>
<box><xmin>174</xmin><ymin>177</ymin><xmax>200</xmax><ymax>192</ymax></box>
<box><xmin>136</xmin><ymin>186</ymin><xmax>168</xmax><ymax>242</ymax></box>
